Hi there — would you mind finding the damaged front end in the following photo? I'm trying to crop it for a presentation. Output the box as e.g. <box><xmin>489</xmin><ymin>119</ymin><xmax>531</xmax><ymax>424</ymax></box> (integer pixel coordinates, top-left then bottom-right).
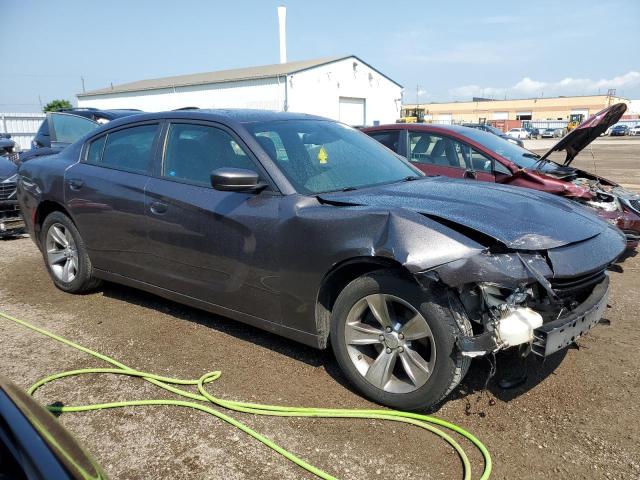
<box><xmin>418</xmin><ymin>227</ymin><xmax>621</xmax><ymax>359</ymax></box>
<box><xmin>564</xmin><ymin>176</ymin><xmax>640</xmax><ymax>247</ymax></box>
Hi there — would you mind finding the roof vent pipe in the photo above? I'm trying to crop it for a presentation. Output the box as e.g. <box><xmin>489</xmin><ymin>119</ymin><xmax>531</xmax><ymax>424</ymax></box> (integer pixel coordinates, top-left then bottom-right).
<box><xmin>278</xmin><ymin>6</ymin><xmax>287</xmax><ymax>64</ymax></box>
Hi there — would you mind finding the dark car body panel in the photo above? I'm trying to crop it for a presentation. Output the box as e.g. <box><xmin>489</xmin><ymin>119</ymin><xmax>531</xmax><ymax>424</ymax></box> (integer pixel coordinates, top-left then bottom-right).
<box><xmin>318</xmin><ymin>178</ymin><xmax>604</xmax><ymax>250</ymax></box>
<box><xmin>17</xmin><ymin>110</ymin><xmax>626</xmax><ymax>350</ymax></box>
<box><xmin>0</xmin><ymin>376</ymin><xmax>105</xmax><ymax>480</ymax></box>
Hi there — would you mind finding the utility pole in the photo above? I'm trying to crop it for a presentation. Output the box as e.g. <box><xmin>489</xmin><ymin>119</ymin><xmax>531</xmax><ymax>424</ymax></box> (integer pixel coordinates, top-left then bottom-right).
<box><xmin>416</xmin><ymin>84</ymin><xmax>421</xmax><ymax>120</ymax></box>
<box><xmin>38</xmin><ymin>95</ymin><xmax>42</xmax><ymax>110</ymax></box>
<box><xmin>81</xmin><ymin>76</ymin><xmax>86</xmax><ymax>93</ymax></box>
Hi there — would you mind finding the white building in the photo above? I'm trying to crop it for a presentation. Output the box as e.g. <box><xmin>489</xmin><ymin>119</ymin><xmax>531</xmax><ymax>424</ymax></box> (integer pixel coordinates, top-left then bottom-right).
<box><xmin>76</xmin><ymin>56</ymin><xmax>403</xmax><ymax>126</ymax></box>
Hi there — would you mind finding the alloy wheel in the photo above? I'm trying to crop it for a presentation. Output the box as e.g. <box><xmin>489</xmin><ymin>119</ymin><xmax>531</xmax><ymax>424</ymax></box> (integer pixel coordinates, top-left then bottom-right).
<box><xmin>45</xmin><ymin>223</ymin><xmax>79</xmax><ymax>283</ymax></box>
<box><xmin>344</xmin><ymin>294</ymin><xmax>437</xmax><ymax>394</ymax></box>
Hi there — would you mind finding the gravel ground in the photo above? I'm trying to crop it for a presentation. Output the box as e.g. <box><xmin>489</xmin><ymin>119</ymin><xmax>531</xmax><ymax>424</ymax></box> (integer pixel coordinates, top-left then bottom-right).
<box><xmin>1</xmin><ymin>138</ymin><xmax>639</xmax><ymax>479</ymax></box>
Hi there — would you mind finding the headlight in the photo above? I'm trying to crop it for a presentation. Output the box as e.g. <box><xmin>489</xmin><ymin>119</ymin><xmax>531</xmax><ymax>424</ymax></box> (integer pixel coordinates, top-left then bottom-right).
<box><xmin>620</xmin><ymin>197</ymin><xmax>640</xmax><ymax>215</ymax></box>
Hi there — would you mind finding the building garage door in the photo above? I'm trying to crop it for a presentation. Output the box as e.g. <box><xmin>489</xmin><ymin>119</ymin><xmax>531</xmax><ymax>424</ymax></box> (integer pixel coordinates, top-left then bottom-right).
<box><xmin>339</xmin><ymin>97</ymin><xmax>366</xmax><ymax>126</ymax></box>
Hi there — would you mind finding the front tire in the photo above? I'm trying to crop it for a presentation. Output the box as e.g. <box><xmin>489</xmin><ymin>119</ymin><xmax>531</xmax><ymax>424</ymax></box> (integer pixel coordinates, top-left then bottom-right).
<box><xmin>330</xmin><ymin>271</ymin><xmax>471</xmax><ymax>411</ymax></box>
<box><xmin>40</xmin><ymin>211</ymin><xmax>102</xmax><ymax>293</ymax></box>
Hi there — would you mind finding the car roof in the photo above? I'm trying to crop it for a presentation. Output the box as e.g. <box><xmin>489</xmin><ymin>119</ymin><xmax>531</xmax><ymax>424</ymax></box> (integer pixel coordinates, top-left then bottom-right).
<box><xmin>100</xmin><ymin>108</ymin><xmax>329</xmax><ymax>130</ymax></box>
<box><xmin>363</xmin><ymin>123</ymin><xmax>491</xmax><ymax>136</ymax></box>
<box><xmin>58</xmin><ymin>108</ymin><xmax>142</xmax><ymax>119</ymax></box>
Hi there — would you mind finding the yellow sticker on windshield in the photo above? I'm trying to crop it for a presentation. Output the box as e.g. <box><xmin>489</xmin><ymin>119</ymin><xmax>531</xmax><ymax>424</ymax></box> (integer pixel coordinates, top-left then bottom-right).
<box><xmin>318</xmin><ymin>146</ymin><xmax>329</xmax><ymax>164</ymax></box>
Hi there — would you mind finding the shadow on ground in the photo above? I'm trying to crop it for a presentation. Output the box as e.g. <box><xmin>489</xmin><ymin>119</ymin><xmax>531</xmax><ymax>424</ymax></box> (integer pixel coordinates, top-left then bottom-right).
<box><xmin>100</xmin><ymin>280</ymin><xmax>576</xmax><ymax>413</ymax></box>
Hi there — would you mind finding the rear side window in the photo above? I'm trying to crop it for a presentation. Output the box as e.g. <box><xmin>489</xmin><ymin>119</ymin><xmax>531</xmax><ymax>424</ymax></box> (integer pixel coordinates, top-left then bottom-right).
<box><xmin>367</xmin><ymin>131</ymin><xmax>400</xmax><ymax>153</ymax></box>
<box><xmin>163</xmin><ymin>123</ymin><xmax>256</xmax><ymax>186</ymax></box>
<box><xmin>87</xmin><ymin>124</ymin><xmax>158</xmax><ymax>174</ymax></box>
<box><xmin>86</xmin><ymin>135</ymin><xmax>106</xmax><ymax>164</ymax></box>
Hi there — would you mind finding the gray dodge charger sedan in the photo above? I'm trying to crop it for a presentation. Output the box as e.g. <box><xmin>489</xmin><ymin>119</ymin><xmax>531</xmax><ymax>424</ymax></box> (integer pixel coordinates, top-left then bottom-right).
<box><xmin>17</xmin><ymin>110</ymin><xmax>625</xmax><ymax>410</ymax></box>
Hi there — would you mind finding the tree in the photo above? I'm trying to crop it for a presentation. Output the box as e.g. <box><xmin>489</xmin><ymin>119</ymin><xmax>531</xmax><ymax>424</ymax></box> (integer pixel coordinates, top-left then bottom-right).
<box><xmin>43</xmin><ymin>99</ymin><xmax>73</xmax><ymax>113</ymax></box>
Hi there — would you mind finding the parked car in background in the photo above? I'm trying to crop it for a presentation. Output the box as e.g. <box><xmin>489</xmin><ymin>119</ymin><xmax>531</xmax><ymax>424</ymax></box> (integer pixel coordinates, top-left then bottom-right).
<box><xmin>0</xmin><ymin>155</ymin><xmax>23</xmax><ymax>237</ymax></box>
<box><xmin>610</xmin><ymin>124</ymin><xmax>630</xmax><ymax>136</ymax></box>
<box><xmin>541</xmin><ymin>127</ymin><xmax>564</xmax><ymax>138</ymax></box>
<box><xmin>461</xmin><ymin>123</ymin><xmax>524</xmax><ymax>147</ymax></box>
<box><xmin>21</xmin><ymin>108</ymin><xmax>141</xmax><ymax>162</ymax></box>
<box><xmin>628</xmin><ymin>125</ymin><xmax>640</xmax><ymax>136</ymax></box>
<box><xmin>17</xmin><ymin>109</ymin><xmax>626</xmax><ymax>410</ymax></box>
<box><xmin>0</xmin><ymin>376</ymin><xmax>105</xmax><ymax>480</ymax></box>
<box><xmin>506</xmin><ymin>127</ymin><xmax>530</xmax><ymax>139</ymax></box>
<box><xmin>524</xmin><ymin>126</ymin><xmax>540</xmax><ymax>139</ymax></box>
<box><xmin>363</xmin><ymin>103</ymin><xmax>640</xmax><ymax>248</ymax></box>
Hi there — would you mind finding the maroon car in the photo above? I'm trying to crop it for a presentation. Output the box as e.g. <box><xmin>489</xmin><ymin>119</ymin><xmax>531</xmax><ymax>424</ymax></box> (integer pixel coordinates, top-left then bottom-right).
<box><xmin>363</xmin><ymin>103</ymin><xmax>640</xmax><ymax>248</ymax></box>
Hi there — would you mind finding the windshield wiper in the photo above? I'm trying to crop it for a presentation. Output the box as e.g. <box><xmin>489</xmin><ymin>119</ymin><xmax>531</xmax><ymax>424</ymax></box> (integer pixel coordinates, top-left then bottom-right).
<box><xmin>402</xmin><ymin>175</ymin><xmax>421</xmax><ymax>181</ymax></box>
<box><xmin>341</xmin><ymin>186</ymin><xmax>357</xmax><ymax>192</ymax></box>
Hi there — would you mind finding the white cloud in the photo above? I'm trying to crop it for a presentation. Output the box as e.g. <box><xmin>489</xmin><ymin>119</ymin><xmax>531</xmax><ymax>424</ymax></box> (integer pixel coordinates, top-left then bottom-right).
<box><xmin>448</xmin><ymin>71</ymin><xmax>640</xmax><ymax>99</ymax></box>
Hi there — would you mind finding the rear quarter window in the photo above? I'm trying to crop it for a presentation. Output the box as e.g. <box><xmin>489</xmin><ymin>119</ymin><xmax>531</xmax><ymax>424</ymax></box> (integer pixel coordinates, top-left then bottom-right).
<box><xmin>86</xmin><ymin>124</ymin><xmax>158</xmax><ymax>174</ymax></box>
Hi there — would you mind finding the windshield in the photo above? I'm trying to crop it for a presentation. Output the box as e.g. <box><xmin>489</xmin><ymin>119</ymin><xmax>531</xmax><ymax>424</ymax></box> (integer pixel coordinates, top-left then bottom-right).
<box><xmin>247</xmin><ymin>120</ymin><xmax>421</xmax><ymax>194</ymax></box>
<box><xmin>461</xmin><ymin>127</ymin><xmax>557</xmax><ymax>171</ymax></box>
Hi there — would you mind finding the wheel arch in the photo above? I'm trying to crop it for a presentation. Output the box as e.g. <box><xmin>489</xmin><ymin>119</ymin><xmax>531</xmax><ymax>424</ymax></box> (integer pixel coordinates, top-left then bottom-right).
<box><xmin>315</xmin><ymin>256</ymin><xmax>416</xmax><ymax>349</ymax></box>
<box><xmin>34</xmin><ymin>200</ymin><xmax>74</xmax><ymax>247</ymax></box>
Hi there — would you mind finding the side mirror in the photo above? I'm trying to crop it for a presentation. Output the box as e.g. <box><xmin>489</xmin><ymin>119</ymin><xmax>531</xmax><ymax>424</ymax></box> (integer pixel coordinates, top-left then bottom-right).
<box><xmin>210</xmin><ymin>167</ymin><xmax>265</xmax><ymax>192</ymax></box>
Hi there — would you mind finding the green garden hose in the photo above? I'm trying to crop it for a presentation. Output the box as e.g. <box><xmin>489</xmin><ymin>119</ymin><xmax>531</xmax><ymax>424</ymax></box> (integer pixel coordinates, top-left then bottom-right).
<box><xmin>0</xmin><ymin>310</ymin><xmax>492</xmax><ymax>479</ymax></box>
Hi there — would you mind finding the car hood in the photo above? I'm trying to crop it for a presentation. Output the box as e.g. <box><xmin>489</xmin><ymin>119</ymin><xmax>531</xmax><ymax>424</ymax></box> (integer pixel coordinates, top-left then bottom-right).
<box><xmin>540</xmin><ymin>103</ymin><xmax>627</xmax><ymax>166</ymax></box>
<box><xmin>0</xmin><ymin>155</ymin><xmax>17</xmax><ymax>180</ymax></box>
<box><xmin>317</xmin><ymin>178</ymin><xmax>607</xmax><ymax>250</ymax></box>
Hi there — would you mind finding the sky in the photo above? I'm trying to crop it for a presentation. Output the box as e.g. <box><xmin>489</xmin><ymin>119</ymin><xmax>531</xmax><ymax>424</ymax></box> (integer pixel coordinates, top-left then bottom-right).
<box><xmin>1</xmin><ymin>0</ymin><xmax>639</xmax><ymax>112</ymax></box>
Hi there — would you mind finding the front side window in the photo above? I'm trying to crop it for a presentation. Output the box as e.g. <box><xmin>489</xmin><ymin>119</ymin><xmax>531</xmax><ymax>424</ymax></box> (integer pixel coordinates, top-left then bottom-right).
<box><xmin>367</xmin><ymin>131</ymin><xmax>400</xmax><ymax>153</ymax></box>
<box><xmin>461</xmin><ymin>127</ymin><xmax>555</xmax><ymax>172</ymax></box>
<box><xmin>409</xmin><ymin>132</ymin><xmax>464</xmax><ymax>168</ymax></box>
<box><xmin>247</xmin><ymin>120</ymin><xmax>419</xmax><ymax>194</ymax></box>
<box><xmin>163</xmin><ymin>123</ymin><xmax>256</xmax><ymax>186</ymax></box>
<box><xmin>91</xmin><ymin>124</ymin><xmax>158</xmax><ymax>174</ymax></box>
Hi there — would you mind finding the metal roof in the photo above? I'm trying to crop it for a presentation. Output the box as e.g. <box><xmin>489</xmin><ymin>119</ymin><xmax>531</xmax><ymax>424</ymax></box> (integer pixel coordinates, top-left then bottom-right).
<box><xmin>79</xmin><ymin>55</ymin><xmax>402</xmax><ymax>97</ymax></box>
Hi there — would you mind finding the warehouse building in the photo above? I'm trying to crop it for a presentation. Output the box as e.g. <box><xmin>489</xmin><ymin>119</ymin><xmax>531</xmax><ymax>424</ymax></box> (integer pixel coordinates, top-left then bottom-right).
<box><xmin>76</xmin><ymin>55</ymin><xmax>403</xmax><ymax>126</ymax></box>
<box><xmin>401</xmin><ymin>94</ymin><xmax>630</xmax><ymax>124</ymax></box>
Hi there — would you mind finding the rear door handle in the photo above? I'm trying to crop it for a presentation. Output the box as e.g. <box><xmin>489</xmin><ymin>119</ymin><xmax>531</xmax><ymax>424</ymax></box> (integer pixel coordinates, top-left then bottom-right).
<box><xmin>150</xmin><ymin>201</ymin><xmax>168</xmax><ymax>215</ymax></box>
<box><xmin>67</xmin><ymin>178</ymin><xmax>84</xmax><ymax>190</ymax></box>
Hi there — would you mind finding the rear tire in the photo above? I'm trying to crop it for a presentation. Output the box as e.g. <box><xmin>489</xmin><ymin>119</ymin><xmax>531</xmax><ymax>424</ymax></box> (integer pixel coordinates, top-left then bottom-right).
<box><xmin>330</xmin><ymin>271</ymin><xmax>471</xmax><ymax>411</ymax></box>
<box><xmin>40</xmin><ymin>211</ymin><xmax>102</xmax><ymax>293</ymax></box>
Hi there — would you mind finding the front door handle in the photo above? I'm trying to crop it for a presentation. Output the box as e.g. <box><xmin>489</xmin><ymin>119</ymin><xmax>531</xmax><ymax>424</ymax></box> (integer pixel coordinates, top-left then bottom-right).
<box><xmin>150</xmin><ymin>201</ymin><xmax>168</xmax><ymax>215</ymax></box>
<box><xmin>67</xmin><ymin>178</ymin><xmax>84</xmax><ymax>190</ymax></box>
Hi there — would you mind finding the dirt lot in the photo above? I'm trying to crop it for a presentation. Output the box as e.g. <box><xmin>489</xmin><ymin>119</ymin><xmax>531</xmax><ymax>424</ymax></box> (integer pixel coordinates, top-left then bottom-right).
<box><xmin>1</xmin><ymin>138</ymin><xmax>639</xmax><ymax>479</ymax></box>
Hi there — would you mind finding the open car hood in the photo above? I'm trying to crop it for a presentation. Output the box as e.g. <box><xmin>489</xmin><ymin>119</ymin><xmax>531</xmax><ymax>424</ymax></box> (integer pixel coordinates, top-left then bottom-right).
<box><xmin>539</xmin><ymin>103</ymin><xmax>627</xmax><ymax>166</ymax></box>
<box><xmin>318</xmin><ymin>177</ymin><xmax>608</xmax><ymax>250</ymax></box>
